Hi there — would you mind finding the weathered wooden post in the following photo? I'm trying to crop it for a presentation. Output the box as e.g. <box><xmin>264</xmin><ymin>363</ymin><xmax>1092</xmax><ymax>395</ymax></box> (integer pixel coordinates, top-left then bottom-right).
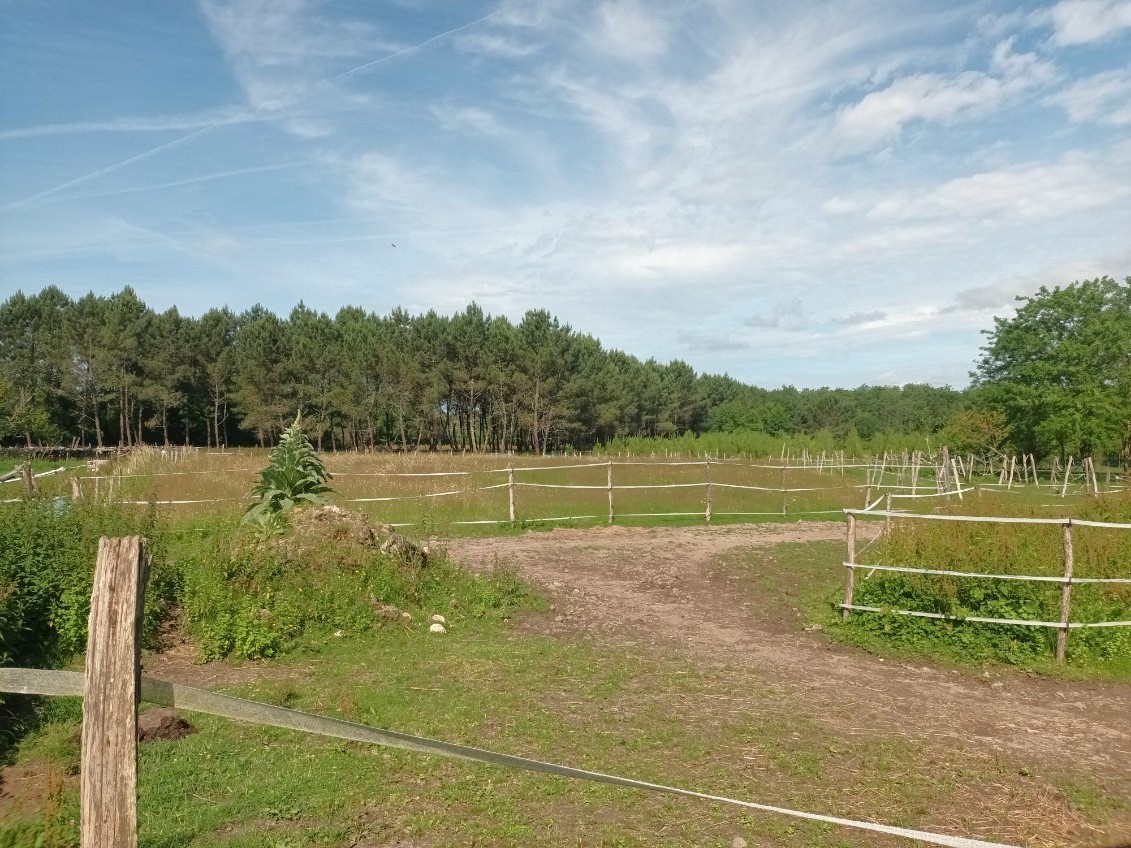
<box><xmin>606</xmin><ymin>462</ymin><xmax>614</xmax><ymax>525</ymax></box>
<box><xmin>780</xmin><ymin>466</ymin><xmax>787</xmax><ymax>516</ymax></box>
<box><xmin>863</xmin><ymin>486</ymin><xmax>872</xmax><ymax>510</ymax></box>
<box><xmin>507</xmin><ymin>466</ymin><xmax>515</xmax><ymax>524</ymax></box>
<box><xmin>950</xmin><ymin>458</ymin><xmax>963</xmax><ymax>500</ymax></box>
<box><xmin>1056</xmin><ymin>522</ymin><xmax>1074</xmax><ymax>665</ymax></box>
<box><xmin>842</xmin><ymin>514</ymin><xmax>857</xmax><ymax>621</ymax></box>
<box><xmin>884</xmin><ymin>493</ymin><xmax>892</xmax><ymax>535</ymax></box>
<box><xmin>71</xmin><ymin>476</ymin><xmax>83</xmax><ymax>501</ymax></box>
<box><xmin>19</xmin><ymin>463</ymin><xmax>38</xmax><ymax>494</ymax></box>
<box><xmin>704</xmin><ymin>460</ymin><xmax>713</xmax><ymax>525</ymax></box>
<box><xmin>1060</xmin><ymin>456</ymin><xmax>1073</xmax><ymax>498</ymax></box>
<box><xmin>82</xmin><ymin>536</ymin><xmax>149</xmax><ymax>848</ymax></box>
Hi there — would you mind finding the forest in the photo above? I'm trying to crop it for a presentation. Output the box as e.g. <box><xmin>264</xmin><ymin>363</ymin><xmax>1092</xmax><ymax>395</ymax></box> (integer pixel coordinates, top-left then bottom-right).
<box><xmin>0</xmin><ymin>286</ymin><xmax>963</xmax><ymax>452</ymax></box>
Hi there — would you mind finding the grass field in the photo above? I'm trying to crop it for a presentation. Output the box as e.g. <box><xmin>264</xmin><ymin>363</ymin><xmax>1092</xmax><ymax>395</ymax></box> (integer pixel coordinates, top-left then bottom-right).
<box><xmin>12</xmin><ymin>447</ymin><xmax>1110</xmax><ymax>536</ymax></box>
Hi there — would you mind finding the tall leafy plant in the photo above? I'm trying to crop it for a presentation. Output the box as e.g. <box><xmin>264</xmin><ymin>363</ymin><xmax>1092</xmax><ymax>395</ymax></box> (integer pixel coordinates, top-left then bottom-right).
<box><xmin>243</xmin><ymin>414</ymin><xmax>333</xmax><ymax>529</ymax></box>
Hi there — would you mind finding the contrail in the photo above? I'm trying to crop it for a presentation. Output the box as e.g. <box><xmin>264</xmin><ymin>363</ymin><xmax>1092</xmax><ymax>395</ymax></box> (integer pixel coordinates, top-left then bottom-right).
<box><xmin>0</xmin><ymin>126</ymin><xmax>217</xmax><ymax>212</ymax></box>
<box><xmin>58</xmin><ymin>161</ymin><xmax>314</xmax><ymax>201</ymax></box>
<box><xmin>331</xmin><ymin>1</ymin><xmax>531</xmax><ymax>81</ymax></box>
<box><xmin>0</xmin><ymin>1</ymin><xmax>533</xmax><ymax>212</ymax></box>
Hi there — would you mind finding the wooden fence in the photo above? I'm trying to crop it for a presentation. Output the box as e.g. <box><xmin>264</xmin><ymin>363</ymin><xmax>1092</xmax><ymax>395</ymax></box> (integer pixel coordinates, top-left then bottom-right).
<box><xmin>841</xmin><ymin>508</ymin><xmax>1131</xmax><ymax>663</ymax></box>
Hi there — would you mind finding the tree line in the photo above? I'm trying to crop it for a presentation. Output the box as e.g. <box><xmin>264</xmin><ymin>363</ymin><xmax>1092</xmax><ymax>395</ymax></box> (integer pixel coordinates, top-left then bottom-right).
<box><xmin>0</xmin><ymin>286</ymin><xmax>964</xmax><ymax>452</ymax></box>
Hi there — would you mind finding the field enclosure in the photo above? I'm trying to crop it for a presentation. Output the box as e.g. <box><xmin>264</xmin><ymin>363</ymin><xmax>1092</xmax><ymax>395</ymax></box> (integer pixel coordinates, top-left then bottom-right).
<box><xmin>15</xmin><ymin>446</ymin><xmax>1119</xmax><ymax>531</ymax></box>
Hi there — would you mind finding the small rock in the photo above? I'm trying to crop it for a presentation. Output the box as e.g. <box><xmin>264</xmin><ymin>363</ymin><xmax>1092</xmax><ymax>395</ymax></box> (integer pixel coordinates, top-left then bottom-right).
<box><xmin>732</xmin><ymin>838</ymin><xmax>748</xmax><ymax>848</ymax></box>
<box><xmin>375</xmin><ymin>604</ymin><xmax>402</xmax><ymax>621</ymax></box>
<box><xmin>991</xmin><ymin>681</ymin><xmax>1004</xmax><ymax>689</ymax></box>
<box><xmin>138</xmin><ymin>709</ymin><xmax>195</xmax><ymax>743</ymax></box>
<box><xmin>333</xmin><ymin>629</ymin><xmax>344</xmax><ymax>638</ymax></box>
<box><xmin>429</xmin><ymin>622</ymin><xmax>447</xmax><ymax>634</ymax></box>
<box><xmin>803</xmin><ymin>623</ymin><xmax>823</xmax><ymax>632</ymax></box>
<box><xmin>401</xmin><ymin>611</ymin><xmax>413</xmax><ymax>622</ymax></box>
<box><xmin>431</xmin><ymin>614</ymin><xmax>447</xmax><ymax>625</ymax></box>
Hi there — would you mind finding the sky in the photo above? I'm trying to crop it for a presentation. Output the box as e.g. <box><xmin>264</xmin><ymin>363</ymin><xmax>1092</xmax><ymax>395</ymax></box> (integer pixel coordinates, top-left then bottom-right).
<box><xmin>1</xmin><ymin>0</ymin><xmax>1129</xmax><ymax>390</ymax></box>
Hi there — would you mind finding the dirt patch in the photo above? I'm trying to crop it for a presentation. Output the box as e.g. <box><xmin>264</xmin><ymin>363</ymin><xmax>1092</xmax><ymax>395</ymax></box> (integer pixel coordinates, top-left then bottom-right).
<box><xmin>138</xmin><ymin>707</ymin><xmax>196</xmax><ymax>742</ymax></box>
<box><xmin>445</xmin><ymin>523</ymin><xmax>1131</xmax><ymax>788</ymax></box>
<box><xmin>0</xmin><ymin>760</ymin><xmax>71</xmax><ymax>824</ymax></box>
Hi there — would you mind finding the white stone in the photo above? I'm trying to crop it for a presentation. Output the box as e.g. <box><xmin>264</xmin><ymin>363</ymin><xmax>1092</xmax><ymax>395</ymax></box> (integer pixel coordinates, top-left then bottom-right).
<box><xmin>431</xmin><ymin>614</ymin><xmax>447</xmax><ymax>624</ymax></box>
<box><xmin>429</xmin><ymin>622</ymin><xmax>447</xmax><ymax>634</ymax></box>
<box><xmin>732</xmin><ymin>838</ymin><xmax>748</xmax><ymax>848</ymax></box>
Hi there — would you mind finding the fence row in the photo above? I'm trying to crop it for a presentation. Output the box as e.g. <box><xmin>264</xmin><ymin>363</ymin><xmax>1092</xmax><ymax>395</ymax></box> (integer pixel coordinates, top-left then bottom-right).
<box><xmin>841</xmin><ymin>508</ymin><xmax>1131</xmax><ymax>662</ymax></box>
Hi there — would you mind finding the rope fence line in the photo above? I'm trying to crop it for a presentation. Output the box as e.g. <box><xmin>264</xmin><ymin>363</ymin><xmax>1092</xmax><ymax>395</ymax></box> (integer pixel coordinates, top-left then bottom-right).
<box><xmin>840</xmin><ymin>508</ymin><xmax>1131</xmax><ymax>661</ymax></box>
<box><xmin>0</xmin><ymin>668</ymin><xmax>1017</xmax><ymax>848</ymax></box>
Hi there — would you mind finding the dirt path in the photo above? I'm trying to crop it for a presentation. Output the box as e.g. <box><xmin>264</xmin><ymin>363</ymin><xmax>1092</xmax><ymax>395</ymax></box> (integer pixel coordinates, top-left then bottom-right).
<box><xmin>445</xmin><ymin>523</ymin><xmax>1131</xmax><ymax>786</ymax></box>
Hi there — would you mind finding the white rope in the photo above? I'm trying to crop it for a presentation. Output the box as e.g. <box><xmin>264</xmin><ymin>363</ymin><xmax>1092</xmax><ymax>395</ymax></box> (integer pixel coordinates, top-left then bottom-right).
<box><xmin>844</xmin><ymin>561</ymin><xmax>1131</xmax><ymax>584</ymax></box>
<box><xmin>841</xmin><ymin>604</ymin><xmax>1131</xmax><ymax>629</ymax></box>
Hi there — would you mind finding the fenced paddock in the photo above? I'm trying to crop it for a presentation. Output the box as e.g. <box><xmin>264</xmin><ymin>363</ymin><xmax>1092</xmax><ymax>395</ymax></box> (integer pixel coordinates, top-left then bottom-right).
<box><xmin>12</xmin><ymin>447</ymin><xmax>1119</xmax><ymax>531</ymax></box>
<box><xmin>842</xmin><ymin>506</ymin><xmax>1131</xmax><ymax>664</ymax></box>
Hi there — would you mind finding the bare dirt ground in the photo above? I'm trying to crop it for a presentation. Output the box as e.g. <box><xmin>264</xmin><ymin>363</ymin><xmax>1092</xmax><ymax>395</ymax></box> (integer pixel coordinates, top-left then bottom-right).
<box><xmin>445</xmin><ymin>523</ymin><xmax>1131</xmax><ymax>787</ymax></box>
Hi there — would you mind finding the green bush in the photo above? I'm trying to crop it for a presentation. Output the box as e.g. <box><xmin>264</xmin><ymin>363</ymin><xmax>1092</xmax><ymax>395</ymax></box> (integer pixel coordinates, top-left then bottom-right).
<box><xmin>0</xmin><ymin>499</ymin><xmax>177</xmax><ymax>670</ymax></box>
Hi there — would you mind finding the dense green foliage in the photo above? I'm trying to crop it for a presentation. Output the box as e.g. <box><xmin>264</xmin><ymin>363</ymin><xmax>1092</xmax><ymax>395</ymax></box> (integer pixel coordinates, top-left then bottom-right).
<box><xmin>973</xmin><ymin>276</ymin><xmax>1131</xmax><ymax>464</ymax></box>
<box><xmin>0</xmin><ymin>500</ymin><xmax>176</xmax><ymax>672</ymax></box>
<box><xmin>0</xmin><ymin>286</ymin><xmax>961</xmax><ymax>452</ymax></box>
<box><xmin>243</xmin><ymin>416</ymin><xmax>333</xmax><ymax>530</ymax></box>
<box><xmin>846</xmin><ymin>495</ymin><xmax>1131</xmax><ymax>671</ymax></box>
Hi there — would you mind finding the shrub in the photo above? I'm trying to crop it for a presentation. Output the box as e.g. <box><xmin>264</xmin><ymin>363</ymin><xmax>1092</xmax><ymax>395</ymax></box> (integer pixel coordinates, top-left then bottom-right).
<box><xmin>0</xmin><ymin>499</ymin><xmax>176</xmax><ymax>671</ymax></box>
<box><xmin>243</xmin><ymin>414</ymin><xmax>333</xmax><ymax>531</ymax></box>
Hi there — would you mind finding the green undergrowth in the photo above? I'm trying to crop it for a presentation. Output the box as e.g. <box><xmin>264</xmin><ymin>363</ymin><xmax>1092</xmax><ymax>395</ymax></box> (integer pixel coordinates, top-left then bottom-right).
<box><xmin>0</xmin><ymin>498</ymin><xmax>178</xmax><ymax>671</ymax></box>
<box><xmin>842</xmin><ymin>495</ymin><xmax>1131</xmax><ymax>675</ymax></box>
<box><xmin>179</xmin><ymin>516</ymin><xmax>533</xmax><ymax>661</ymax></box>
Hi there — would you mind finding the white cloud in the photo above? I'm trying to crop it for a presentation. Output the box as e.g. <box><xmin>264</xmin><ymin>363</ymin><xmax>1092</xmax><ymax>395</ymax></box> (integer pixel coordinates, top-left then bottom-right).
<box><xmin>835</xmin><ymin>40</ymin><xmax>1055</xmax><ymax>147</ymax></box>
<box><xmin>1048</xmin><ymin>66</ymin><xmax>1131</xmax><ymax>124</ymax></box>
<box><xmin>1049</xmin><ymin>0</ymin><xmax>1131</xmax><ymax>45</ymax></box>
<box><xmin>198</xmin><ymin>0</ymin><xmax>393</xmax><ymax>112</ymax></box>
<box><xmin>835</xmin><ymin>147</ymin><xmax>1131</xmax><ymax>224</ymax></box>
<box><xmin>589</xmin><ymin>0</ymin><xmax>670</xmax><ymax>61</ymax></box>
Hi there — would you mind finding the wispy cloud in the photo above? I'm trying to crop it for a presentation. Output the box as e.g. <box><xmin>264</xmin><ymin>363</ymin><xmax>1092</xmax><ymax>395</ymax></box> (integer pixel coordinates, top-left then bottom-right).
<box><xmin>1047</xmin><ymin>65</ymin><xmax>1131</xmax><ymax>123</ymax></box>
<box><xmin>1049</xmin><ymin>0</ymin><xmax>1131</xmax><ymax>45</ymax></box>
<box><xmin>835</xmin><ymin>40</ymin><xmax>1056</xmax><ymax>147</ymax></box>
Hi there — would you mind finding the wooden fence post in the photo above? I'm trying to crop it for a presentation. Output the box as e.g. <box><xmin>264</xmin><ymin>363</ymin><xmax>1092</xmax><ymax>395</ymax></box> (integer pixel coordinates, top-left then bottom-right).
<box><xmin>863</xmin><ymin>486</ymin><xmax>872</xmax><ymax>510</ymax></box>
<box><xmin>19</xmin><ymin>463</ymin><xmax>38</xmax><ymax>494</ymax></box>
<box><xmin>950</xmin><ymin>458</ymin><xmax>963</xmax><ymax>500</ymax></box>
<box><xmin>780</xmin><ymin>466</ymin><xmax>787</xmax><ymax>516</ymax></box>
<box><xmin>606</xmin><ymin>462</ymin><xmax>614</xmax><ymax>525</ymax></box>
<box><xmin>884</xmin><ymin>493</ymin><xmax>892</xmax><ymax>535</ymax></box>
<box><xmin>842</xmin><ymin>515</ymin><xmax>857</xmax><ymax>621</ymax></box>
<box><xmin>1056</xmin><ymin>522</ymin><xmax>1074</xmax><ymax>664</ymax></box>
<box><xmin>82</xmin><ymin>536</ymin><xmax>149</xmax><ymax>848</ymax></box>
<box><xmin>507</xmin><ymin>466</ymin><xmax>515</xmax><ymax>524</ymax></box>
<box><xmin>1060</xmin><ymin>456</ymin><xmax>1073</xmax><ymax>498</ymax></box>
<box><xmin>704</xmin><ymin>461</ymin><xmax>713</xmax><ymax>525</ymax></box>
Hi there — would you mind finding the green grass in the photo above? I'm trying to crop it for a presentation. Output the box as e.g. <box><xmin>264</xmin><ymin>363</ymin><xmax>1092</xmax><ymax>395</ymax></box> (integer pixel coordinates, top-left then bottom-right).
<box><xmin>4</xmin><ymin>617</ymin><xmax>1123</xmax><ymax>847</ymax></box>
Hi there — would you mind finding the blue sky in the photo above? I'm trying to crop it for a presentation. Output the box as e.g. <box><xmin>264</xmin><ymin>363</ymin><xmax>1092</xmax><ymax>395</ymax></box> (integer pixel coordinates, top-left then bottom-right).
<box><xmin>1</xmin><ymin>0</ymin><xmax>1129</xmax><ymax>389</ymax></box>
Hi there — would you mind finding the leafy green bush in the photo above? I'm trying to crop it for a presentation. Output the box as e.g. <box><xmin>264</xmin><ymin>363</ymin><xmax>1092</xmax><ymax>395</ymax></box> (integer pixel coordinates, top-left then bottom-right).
<box><xmin>243</xmin><ymin>414</ymin><xmax>333</xmax><ymax>531</ymax></box>
<box><xmin>0</xmin><ymin>499</ymin><xmax>177</xmax><ymax>671</ymax></box>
